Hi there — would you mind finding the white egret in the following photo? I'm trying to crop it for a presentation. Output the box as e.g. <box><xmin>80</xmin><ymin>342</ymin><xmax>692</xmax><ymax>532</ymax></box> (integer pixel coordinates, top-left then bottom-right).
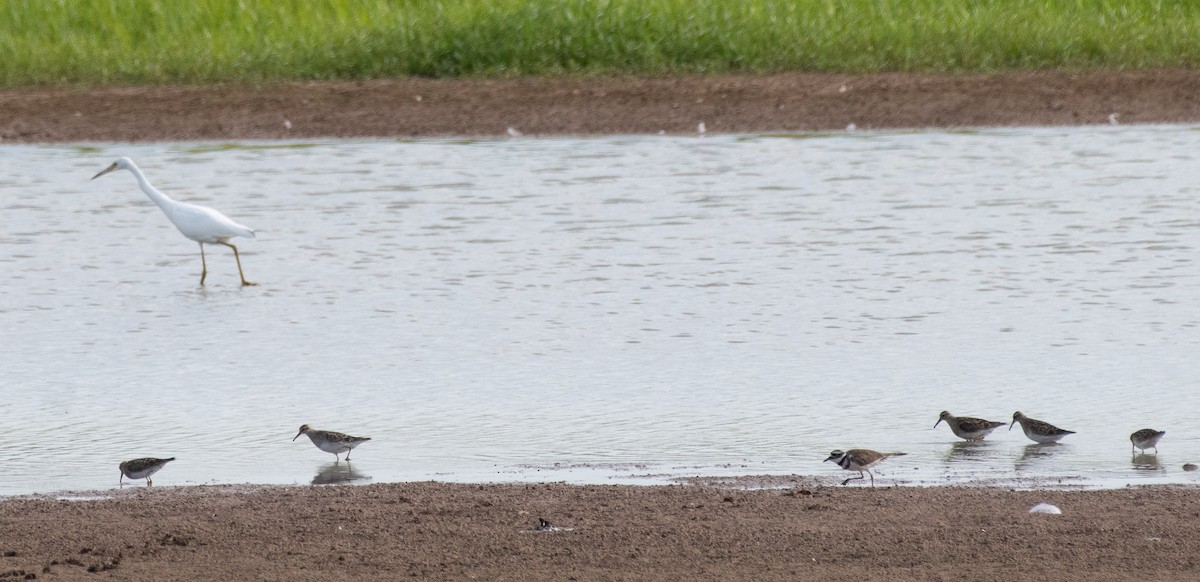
<box><xmin>92</xmin><ymin>157</ymin><xmax>256</xmax><ymax>286</ymax></box>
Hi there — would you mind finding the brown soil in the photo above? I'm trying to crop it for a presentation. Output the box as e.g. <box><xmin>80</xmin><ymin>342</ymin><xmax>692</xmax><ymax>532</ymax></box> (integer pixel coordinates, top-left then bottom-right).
<box><xmin>1</xmin><ymin>481</ymin><xmax>1198</xmax><ymax>581</ymax></box>
<box><xmin>4</xmin><ymin>70</ymin><xmax>1200</xmax><ymax>142</ymax></box>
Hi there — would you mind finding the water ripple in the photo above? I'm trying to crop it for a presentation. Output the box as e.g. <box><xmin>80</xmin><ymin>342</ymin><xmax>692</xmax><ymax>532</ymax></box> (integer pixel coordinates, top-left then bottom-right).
<box><xmin>2</xmin><ymin>126</ymin><xmax>1199</xmax><ymax>494</ymax></box>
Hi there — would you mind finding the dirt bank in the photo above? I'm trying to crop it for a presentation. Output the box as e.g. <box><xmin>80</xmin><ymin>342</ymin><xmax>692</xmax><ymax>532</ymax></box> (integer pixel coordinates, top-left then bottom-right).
<box><xmin>1</xmin><ymin>481</ymin><xmax>1197</xmax><ymax>580</ymax></box>
<box><xmin>3</xmin><ymin>70</ymin><xmax>1200</xmax><ymax>142</ymax></box>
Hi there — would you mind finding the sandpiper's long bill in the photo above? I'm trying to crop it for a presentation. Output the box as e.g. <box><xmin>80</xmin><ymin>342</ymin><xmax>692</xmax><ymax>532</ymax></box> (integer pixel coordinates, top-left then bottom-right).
<box><xmin>293</xmin><ymin>424</ymin><xmax>371</xmax><ymax>462</ymax></box>
<box><xmin>119</xmin><ymin>457</ymin><xmax>175</xmax><ymax>486</ymax></box>
<box><xmin>1009</xmin><ymin>411</ymin><xmax>1074</xmax><ymax>444</ymax></box>
<box><xmin>1130</xmin><ymin>428</ymin><xmax>1165</xmax><ymax>454</ymax></box>
<box><xmin>934</xmin><ymin>411</ymin><xmax>1006</xmax><ymax>441</ymax></box>
<box><xmin>824</xmin><ymin>449</ymin><xmax>907</xmax><ymax>487</ymax></box>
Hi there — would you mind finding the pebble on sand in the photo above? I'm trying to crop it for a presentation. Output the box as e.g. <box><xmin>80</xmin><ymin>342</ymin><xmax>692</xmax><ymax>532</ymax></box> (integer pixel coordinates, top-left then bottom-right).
<box><xmin>1029</xmin><ymin>503</ymin><xmax>1062</xmax><ymax>515</ymax></box>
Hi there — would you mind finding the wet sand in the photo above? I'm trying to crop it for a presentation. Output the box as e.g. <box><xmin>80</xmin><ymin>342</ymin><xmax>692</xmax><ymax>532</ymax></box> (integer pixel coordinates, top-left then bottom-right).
<box><xmin>1</xmin><ymin>481</ymin><xmax>1197</xmax><ymax>581</ymax></box>
<box><xmin>3</xmin><ymin>70</ymin><xmax>1200</xmax><ymax>142</ymax></box>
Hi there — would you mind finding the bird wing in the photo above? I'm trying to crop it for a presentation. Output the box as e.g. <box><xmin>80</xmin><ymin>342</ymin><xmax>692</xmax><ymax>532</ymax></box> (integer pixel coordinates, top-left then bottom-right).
<box><xmin>959</xmin><ymin>417</ymin><xmax>1005</xmax><ymax>432</ymax></box>
<box><xmin>167</xmin><ymin>201</ymin><xmax>255</xmax><ymax>242</ymax></box>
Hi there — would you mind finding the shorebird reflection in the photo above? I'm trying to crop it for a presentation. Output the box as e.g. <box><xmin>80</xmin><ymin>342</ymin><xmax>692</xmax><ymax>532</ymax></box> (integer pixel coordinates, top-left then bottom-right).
<box><xmin>312</xmin><ymin>462</ymin><xmax>370</xmax><ymax>485</ymax></box>
<box><xmin>1131</xmin><ymin>453</ymin><xmax>1165</xmax><ymax>472</ymax></box>
<box><xmin>942</xmin><ymin>440</ymin><xmax>994</xmax><ymax>463</ymax></box>
<box><xmin>1014</xmin><ymin>443</ymin><xmax>1065</xmax><ymax>472</ymax></box>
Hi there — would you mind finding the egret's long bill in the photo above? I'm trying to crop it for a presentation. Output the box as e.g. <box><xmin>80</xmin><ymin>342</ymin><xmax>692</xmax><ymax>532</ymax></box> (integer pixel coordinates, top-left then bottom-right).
<box><xmin>92</xmin><ymin>163</ymin><xmax>119</xmax><ymax>180</ymax></box>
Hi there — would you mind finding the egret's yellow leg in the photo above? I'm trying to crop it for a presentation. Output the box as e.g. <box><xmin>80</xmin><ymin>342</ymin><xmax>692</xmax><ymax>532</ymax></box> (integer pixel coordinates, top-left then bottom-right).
<box><xmin>199</xmin><ymin>243</ymin><xmax>208</xmax><ymax>286</ymax></box>
<box><xmin>219</xmin><ymin>242</ymin><xmax>256</xmax><ymax>286</ymax></box>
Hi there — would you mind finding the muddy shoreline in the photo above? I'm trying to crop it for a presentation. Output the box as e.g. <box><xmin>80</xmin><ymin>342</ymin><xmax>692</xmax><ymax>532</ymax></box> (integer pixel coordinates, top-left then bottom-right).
<box><xmin>1</xmin><ymin>481</ymin><xmax>1197</xmax><ymax>580</ymax></box>
<box><xmin>3</xmin><ymin>70</ymin><xmax>1200</xmax><ymax>142</ymax></box>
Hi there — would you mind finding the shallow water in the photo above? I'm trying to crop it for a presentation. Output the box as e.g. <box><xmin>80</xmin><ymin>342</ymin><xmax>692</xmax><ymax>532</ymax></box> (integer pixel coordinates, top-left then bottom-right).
<box><xmin>1</xmin><ymin>126</ymin><xmax>1198</xmax><ymax>495</ymax></box>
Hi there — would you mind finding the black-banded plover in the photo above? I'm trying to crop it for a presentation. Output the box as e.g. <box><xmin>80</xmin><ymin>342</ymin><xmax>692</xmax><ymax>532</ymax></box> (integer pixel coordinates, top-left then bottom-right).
<box><xmin>1009</xmin><ymin>411</ymin><xmax>1074</xmax><ymax>444</ymax></box>
<box><xmin>934</xmin><ymin>411</ymin><xmax>1006</xmax><ymax>441</ymax></box>
<box><xmin>824</xmin><ymin>449</ymin><xmax>907</xmax><ymax>487</ymax></box>
<box><xmin>293</xmin><ymin>424</ymin><xmax>371</xmax><ymax>462</ymax></box>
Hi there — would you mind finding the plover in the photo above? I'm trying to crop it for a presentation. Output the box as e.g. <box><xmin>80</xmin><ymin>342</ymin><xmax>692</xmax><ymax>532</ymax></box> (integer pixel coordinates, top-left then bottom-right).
<box><xmin>1130</xmin><ymin>428</ymin><xmax>1165</xmax><ymax>454</ymax></box>
<box><xmin>293</xmin><ymin>424</ymin><xmax>371</xmax><ymax>462</ymax></box>
<box><xmin>1009</xmin><ymin>411</ymin><xmax>1074</xmax><ymax>443</ymax></box>
<box><xmin>934</xmin><ymin>411</ymin><xmax>1006</xmax><ymax>440</ymax></box>
<box><xmin>824</xmin><ymin>449</ymin><xmax>907</xmax><ymax>487</ymax></box>
<box><xmin>119</xmin><ymin>457</ymin><xmax>175</xmax><ymax>486</ymax></box>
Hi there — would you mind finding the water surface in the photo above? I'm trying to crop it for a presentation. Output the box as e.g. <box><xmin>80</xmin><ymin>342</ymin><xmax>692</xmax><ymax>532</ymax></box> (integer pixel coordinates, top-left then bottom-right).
<box><xmin>1</xmin><ymin>127</ymin><xmax>1198</xmax><ymax>495</ymax></box>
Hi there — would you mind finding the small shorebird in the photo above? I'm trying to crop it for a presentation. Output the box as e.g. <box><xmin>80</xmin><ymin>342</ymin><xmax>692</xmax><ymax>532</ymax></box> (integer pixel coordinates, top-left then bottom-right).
<box><xmin>934</xmin><ymin>411</ymin><xmax>1006</xmax><ymax>441</ymax></box>
<box><xmin>1130</xmin><ymin>428</ymin><xmax>1166</xmax><ymax>454</ymax></box>
<box><xmin>293</xmin><ymin>424</ymin><xmax>371</xmax><ymax>462</ymax></box>
<box><xmin>1009</xmin><ymin>411</ymin><xmax>1074</xmax><ymax>444</ymax></box>
<box><xmin>824</xmin><ymin>449</ymin><xmax>907</xmax><ymax>487</ymax></box>
<box><xmin>119</xmin><ymin>457</ymin><xmax>175</xmax><ymax>486</ymax></box>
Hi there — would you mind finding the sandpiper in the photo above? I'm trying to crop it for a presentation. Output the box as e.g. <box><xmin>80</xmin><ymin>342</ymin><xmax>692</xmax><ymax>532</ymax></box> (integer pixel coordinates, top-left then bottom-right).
<box><xmin>293</xmin><ymin>424</ymin><xmax>371</xmax><ymax>462</ymax></box>
<box><xmin>934</xmin><ymin>411</ymin><xmax>1006</xmax><ymax>441</ymax></box>
<box><xmin>1130</xmin><ymin>428</ymin><xmax>1165</xmax><ymax>454</ymax></box>
<box><xmin>1009</xmin><ymin>411</ymin><xmax>1074</xmax><ymax>444</ymax></box>
<box><xmin>119</xmin><ymin>457</ymin><xmax>175</xmax><ymax>486</ymax></box>
<box><xmin>824</xmin><ymin>449</ymin><xmax>907</xmax><ymax>487</ymax></box>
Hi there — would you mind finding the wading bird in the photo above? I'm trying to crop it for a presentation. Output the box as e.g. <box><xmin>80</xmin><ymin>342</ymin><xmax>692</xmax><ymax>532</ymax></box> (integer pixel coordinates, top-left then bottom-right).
<box><xmin>92</xmin><ymin>157</ymin><xmax>256</xmax><ymax>286</ymax></box>
<box><xmin>293</xmin><ymin>424</ymin><xmax>371</xmax><ymax>463</ymax></box>
<box><xmin>119</xmin><ymin>457</ymin><xmax>175</xmax><ymax>486</ymax></box>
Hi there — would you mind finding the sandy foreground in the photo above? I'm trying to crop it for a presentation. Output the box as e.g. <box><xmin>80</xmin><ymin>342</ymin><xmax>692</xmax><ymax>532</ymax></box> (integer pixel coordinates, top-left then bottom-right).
<box><xmin>3</xmin><ymin>70</ymin><xmax>1200</xmax><ymax>142</ymax></box>
<box><xmin>0</xmin><ymin>480</ymin><xmax>1197</xmax><ymax>581</ymax></box>
<box><xmin>5</xmin><ymin>71</ymin><xmax>1200</xmax><ymax>579</ymax></box>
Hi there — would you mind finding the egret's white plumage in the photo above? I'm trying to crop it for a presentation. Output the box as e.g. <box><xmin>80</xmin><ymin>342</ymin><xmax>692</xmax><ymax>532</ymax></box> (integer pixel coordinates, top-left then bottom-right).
<box><xmin>92</xmin><ymin>157</ymin><xmax>257</xmax><ymax>286</ymax></box>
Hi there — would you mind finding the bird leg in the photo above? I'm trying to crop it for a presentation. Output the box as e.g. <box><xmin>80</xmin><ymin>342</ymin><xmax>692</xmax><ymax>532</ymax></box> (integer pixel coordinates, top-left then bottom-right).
<box><xmin>841</xmin><ymin>472</ymin><xmax>866</xmax><ymax>486</ymax></box>
<box><xmin>345</xmin><ymin>448</ymin><xmax>352</xmax><ymax>461</ymax></box>
<box><xmin>199</xmin><ymin>243</ymin><xmax>208</xmax><ymax>286</ymax></box>
<box><xmin>218</xmin><ymin>242</ymin><xmax>256</xmax><ymax>286</ymax></box>
<box><xmin>147</xmin><ymin>478</ymin><xmax>153</xmax><ymax>487</ymax></box>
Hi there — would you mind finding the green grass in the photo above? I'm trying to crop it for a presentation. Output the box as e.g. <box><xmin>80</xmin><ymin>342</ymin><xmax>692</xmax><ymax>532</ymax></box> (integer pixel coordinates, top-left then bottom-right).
<box><xmin>2</xmin><ymin>0</ymin><xmax>1198</xmax><ymax>85</ymax></box>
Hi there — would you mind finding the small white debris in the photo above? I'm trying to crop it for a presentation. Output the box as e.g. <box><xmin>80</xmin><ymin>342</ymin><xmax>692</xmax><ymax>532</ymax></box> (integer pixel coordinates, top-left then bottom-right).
<box><xmin>658</xmin><ymin>130</ymin><xmax>666</xmax><ymax>135</ymax></box>
<box><xmin>697</xmin><ymin>122</ymin><xmax>706</xmax><ymax>134</ymax></box>
<box><xmin>283</xmin><ymin>120</ymin><xmax>292</xmax><ymax>129</ymax></box>
<box><xmin>525</xmin><ymin>518</ymin><xmax>573</xmax><ymax>533</ymax></box>
<box><xmin>846</xmin><ymin>123</ymin><xmax>857</xmax><ymax>132</ymax></box>
<box><xmin>75</xmin><ymin>111</ymin><xmax>82</xmax><ymax>117</ymax></box>
<box><xmin>506</xmin><ymin>127</ymin><xmax>522</xmax><ymax>137</ymax></box>
<box><xmin>839</xmin><ymin>85</ymin><xmax>848</xmax><ymax>93</ymax></box>
<box><xmin>1108</xmin><ymin>113</ymin><xmax>1120</xmax><ymax>125</ymax></box>
<box><xmin>414</xmin><ymin>95</ymin><xmax>423</xmax><ymax>102</ymax></box>
<box><xmin>1029</xmin><ymin>502</ymin><xmax>1062</xmax><ymax>515</ymax></box>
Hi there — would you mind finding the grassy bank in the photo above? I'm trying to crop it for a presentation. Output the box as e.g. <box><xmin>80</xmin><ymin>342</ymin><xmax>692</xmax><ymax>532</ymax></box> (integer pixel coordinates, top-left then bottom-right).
<box><xmin>2</xmin><ymin>0</ymin><xmax>1198</xmax><ymax>85</ymax></box>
